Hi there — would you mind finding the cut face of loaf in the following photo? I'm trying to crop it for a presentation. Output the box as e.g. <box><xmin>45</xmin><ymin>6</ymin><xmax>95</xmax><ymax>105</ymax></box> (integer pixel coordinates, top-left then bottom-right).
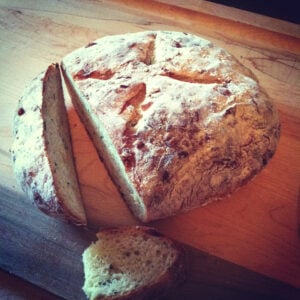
<box><xmin>11</xmin><ymin>64</ymin><xmax>86</xmax><ymax>225</ymax></box>
<box><xmin>61</xmin><ymin>31</ymin><xmax>280</xmax><ymax>222</ymax></box>
<box><xmin>82</xmin><ymin>226</ymin><xmax>186</xmax><ymax>300</ymax></box>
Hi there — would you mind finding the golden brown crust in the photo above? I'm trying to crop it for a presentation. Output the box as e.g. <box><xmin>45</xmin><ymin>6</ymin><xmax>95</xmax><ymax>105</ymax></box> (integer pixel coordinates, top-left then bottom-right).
<box><xmin>62</xmin><ymin>31</ymin><xmax>280</xmax><ymax>222</ymax></box>
<box><xmin>11</xmin><ymin>64</ymin><xmax>87</xmax><ymax>225</ymax></box>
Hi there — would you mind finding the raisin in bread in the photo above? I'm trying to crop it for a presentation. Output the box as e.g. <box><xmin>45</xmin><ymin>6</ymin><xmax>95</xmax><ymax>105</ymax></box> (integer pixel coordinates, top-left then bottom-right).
<box><xmin>61</xmin><ymin>31</ymin><xmax>280</xmax><ymax>222</ymax></box>
<box><xmin>11</xmin><ymin>64</ymin><xmax>86</xmax><ymax>225</ymax></box>
<box><xmin>82</xmin><ymin>226</ymin><xmax>186</xmax><ymax>300</ymax></box>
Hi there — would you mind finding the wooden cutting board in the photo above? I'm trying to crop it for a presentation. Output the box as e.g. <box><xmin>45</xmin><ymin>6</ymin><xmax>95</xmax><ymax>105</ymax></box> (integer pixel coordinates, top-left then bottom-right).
<box><xmin>0</xmin><ymin>0</ymin><xmax>300</xmax><ymax>299</ymax></box>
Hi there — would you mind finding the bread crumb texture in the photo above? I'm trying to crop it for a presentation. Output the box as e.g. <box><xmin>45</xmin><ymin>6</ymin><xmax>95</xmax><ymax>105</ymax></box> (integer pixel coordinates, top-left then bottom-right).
<box><xmin>11</xmin><ymin>64</ymin><xmax>86</xmax><ymax>224</ymax></box>
<box><xmin>82</xmin><ymin>226</ymin><xmax>185</xmax><ymax>300</ymax></box>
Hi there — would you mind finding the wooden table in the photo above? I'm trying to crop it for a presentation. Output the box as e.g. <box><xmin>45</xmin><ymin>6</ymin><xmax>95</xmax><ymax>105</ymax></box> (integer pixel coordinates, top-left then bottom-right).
<box><xmin>0</xmin><ymin>0</ymin><xmax>299</xmax><ymax>299</ymax></box>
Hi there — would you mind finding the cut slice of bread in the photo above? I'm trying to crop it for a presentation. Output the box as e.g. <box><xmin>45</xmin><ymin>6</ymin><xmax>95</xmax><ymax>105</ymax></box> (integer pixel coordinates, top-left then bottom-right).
<box><xmin>82</xmin><ymin>226</ymin><xmax>186</xmax><ymax>300</ymax></box>
<box><xmin>11</xmin><ymin>63</ymin><xmax>87</xmax><ymax>225</ymax></box>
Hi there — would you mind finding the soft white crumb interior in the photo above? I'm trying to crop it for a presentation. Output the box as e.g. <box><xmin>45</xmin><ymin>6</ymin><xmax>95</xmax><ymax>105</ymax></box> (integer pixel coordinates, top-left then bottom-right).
<box><xmin>43</xmin><ymin>68</ymin><xmax>85</xmax><ymax>222</ymax></box>
<box><xmin>82</xmin><ymin>231</ymin><xmax>178</xmax><ymax>299</ymax></box>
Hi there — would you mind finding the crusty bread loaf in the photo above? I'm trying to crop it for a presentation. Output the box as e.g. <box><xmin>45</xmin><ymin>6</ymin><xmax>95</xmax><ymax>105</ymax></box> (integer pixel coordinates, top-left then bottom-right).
<box><xmin>11</xmin><ymin>64</ymin><xmax>86</xmax><ymax>225</ymax></box>
<box><xmin>62</xmin><ymin>31</ymin><xmax>280</xmax><ymax>222</ymax></box>
<box><xmin>82</xmin><ymin>226</ymin><xmax>186</xmax><ymax>300</ymax></box>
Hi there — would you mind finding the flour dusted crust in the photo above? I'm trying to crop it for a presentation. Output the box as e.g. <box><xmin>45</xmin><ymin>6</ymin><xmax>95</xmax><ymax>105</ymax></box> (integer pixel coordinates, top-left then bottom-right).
<box><xmin>11</xmin><ymin>64</ymin><xmax>86</xmax><ymax>225</ymax></box>
<box><xmin>62</xmin><ymin>31</ymin><xmax>280</xmax><ymax>222</ymax></box>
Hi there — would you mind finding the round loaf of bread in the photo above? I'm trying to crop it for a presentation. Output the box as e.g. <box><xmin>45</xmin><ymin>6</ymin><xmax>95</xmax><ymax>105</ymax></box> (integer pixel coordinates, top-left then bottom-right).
<box><xmin>62</xmin><ymin>31</ymin><xmax>280</xmax><ymax>222</ymax></box>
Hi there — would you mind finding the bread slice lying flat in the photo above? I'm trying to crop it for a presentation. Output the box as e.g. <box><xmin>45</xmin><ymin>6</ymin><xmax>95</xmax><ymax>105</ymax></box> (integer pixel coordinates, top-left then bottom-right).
<box><xmin>82</xmin><ymin>226</ymin><xmax>186</xmax><ymax>300</ymax></box>
<box><xmin>62</xmin><ymin>31</ymin><xmax>280</xmax><ymax>222</ymax></box>
<box><xmin>11</xmin><ymin>64</ymin><xmax>86</xmax><ymax>225</ymax></box>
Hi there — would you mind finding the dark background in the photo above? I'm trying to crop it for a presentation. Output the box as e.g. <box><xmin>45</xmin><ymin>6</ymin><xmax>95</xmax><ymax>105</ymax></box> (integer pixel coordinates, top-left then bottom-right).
<box><xmin>208</xmin><ymin>0</ymin><xmax>299</xmax><ymax>24</ymax></box>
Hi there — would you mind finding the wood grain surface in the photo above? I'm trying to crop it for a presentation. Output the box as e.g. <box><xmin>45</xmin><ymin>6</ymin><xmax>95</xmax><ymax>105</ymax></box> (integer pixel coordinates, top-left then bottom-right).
<box><xmin>0</xmin><ymin>0</ymin><xmax>300</xmax><ymax>298</ymax></box>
